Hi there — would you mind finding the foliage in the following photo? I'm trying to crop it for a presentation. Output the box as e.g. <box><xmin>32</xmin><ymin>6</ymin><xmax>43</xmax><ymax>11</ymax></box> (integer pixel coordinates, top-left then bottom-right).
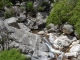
<box><xmin>68</xmin><ymin>1</ymin><xmax>80</xmax><ymax>25</ymax></box>
<box><xmin>47</xmin><ymin>0</ymin><xmax>79</xmax><ymax>25</ymax></box>
<box><xmin>0</xmin><ymin>48</ymin><xmax>26</xmax><ymax>60</ymax></box>
<box><xmin>0</xmin><ymin>0</ymin><xmax>13</xmax><ymax>10</ymax></box>
<box><xmin>26</xmin><ymin>2</ymin><xmax>33</xmax><ymax>11</ymax></box>
<box><xmin>4</xmin><ymin>9</ymin><xmax>14</xmax><ymax>18</ymax></box>
<box><xmin>0</xmin><ymin>0</ymin><xmax>4</xmax><ymax>10</ymax></box>
<box><xmin>6</xmin><ymin>1</ymin><xmax>13</xmax><ymax>7</ymax></box>
<box><xmin>74</xmin><ymin>20</ymin><xmax>80</xmax><ymax>37</ymax></box>
<box><xmin>38</xmin><ymin>6</ymin><xmax>44</xmax><ymax>12</ymax></box>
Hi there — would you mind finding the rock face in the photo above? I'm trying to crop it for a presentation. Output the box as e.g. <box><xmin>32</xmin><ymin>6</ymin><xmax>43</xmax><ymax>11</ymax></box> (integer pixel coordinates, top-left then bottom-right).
<box><xmin>62</xmin><ymin>24</ymin><xmax>74</xmax><ymax>34</ymax></box>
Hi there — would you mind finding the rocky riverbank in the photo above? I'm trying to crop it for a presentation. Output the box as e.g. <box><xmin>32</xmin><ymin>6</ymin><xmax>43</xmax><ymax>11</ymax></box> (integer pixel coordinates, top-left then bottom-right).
<box><xmin>0</xmin><ymin>0</ymin><xmax>80</xmax><ymax>60</ymax></box>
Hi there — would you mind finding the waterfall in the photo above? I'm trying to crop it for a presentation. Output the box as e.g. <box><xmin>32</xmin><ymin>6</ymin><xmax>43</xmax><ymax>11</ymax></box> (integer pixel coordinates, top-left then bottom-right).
<box><xmin>43</xmin><ymin>37</ymin><xmax>64</xmax><ymax>60</ymax></box>
<box><xmin>57</xmin><ymin>52</ymin><xmax>64</xmax><ymax>60</ymax></box>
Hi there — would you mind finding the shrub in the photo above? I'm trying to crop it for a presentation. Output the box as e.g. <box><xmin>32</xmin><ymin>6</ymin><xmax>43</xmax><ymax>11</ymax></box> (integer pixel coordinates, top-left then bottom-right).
<box><xmin>4</xmin><ymin>9</ymin><xmax>14</xmax><ymax>18</ymax></box>
<box><xmin>0</xmin><ymin>0</ymin><xmax>13</xmax><ymax>10</ymax></box>
<box><xmin>68</xmin><ymin>1</ymin><xmax>80</xmax><ymax>25</ymax></box>
<box><xmin>0</xmin><ymin>48</ymin><xmax>26</xmax><ymax>60</ymax></box>
<box><xmin>6</xmin><ymin>2</ymin><xmax>13</xmax><ymax>7</ymax></box>
<box><xmin>0</xmin><ymin>0</ymin><xmax>4</xmax><ymax>10</ymax></box>
<box><xmin>74</xmin><ymin>20</ymin><xmax>80</xmax><ymax>38</ymax></box>
<box><xmin>26</xmin><ymin>2</ymin><xmax>33</xmax><ymax>11</ymax></box>
<box><xmin>38</xmin><ymin>6</ymin><xmax>44</xmax><ymax>12</ymax></box>
<box><xmin>47</xmin><ymin>0</ymin><xmax>79</xmax><ymax>25</ymax></box>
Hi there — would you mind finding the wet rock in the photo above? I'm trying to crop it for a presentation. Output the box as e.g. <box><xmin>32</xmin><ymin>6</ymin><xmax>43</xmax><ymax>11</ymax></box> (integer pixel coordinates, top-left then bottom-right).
<box><xmin>47</xmin><ymin>23</ymin><xmax>57</xmax><ymax>32</ymax></box>
<box><xmin>37</xmin><ymin>31</ymin><xmax>45</xmax><ymax>35</ymax></box>
<box><xmin>47</xmin><ymin>33</ymin><xmax>57</xmax><ymax>44</ymax></box>
<box><xmin>62</xmin><ymin>24</ymin><xmax>74</xmax><ymax>34</ymax></box>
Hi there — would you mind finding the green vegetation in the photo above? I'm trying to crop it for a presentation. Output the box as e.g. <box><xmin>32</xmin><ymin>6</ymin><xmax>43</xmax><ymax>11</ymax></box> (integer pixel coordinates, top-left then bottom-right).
<box><xmin>74</xmin><ymin>20</ymin><xmax>80</xmax><ymax>38</ymax></box>
<box><xmin>0</xmin><ymin>48</ymin><xmax>26</xmax><ymax>60</ymax></box>
<box><xmin>47</xmin><ymin>0</ymin><xmax>75</xmax><ymax>25</ymax></box>
<box><xmin>0</xmin><ymin>0</ymin><xmax>13</xmax><ymax>10</ymax></box>
<box><xmin>38</xmin><ymin>6</ymin><xmax>44</xmax><ymax>12</ymax></box>
<box><xmin>26</xmin><ymin>2</ymin><xmax>33</xmax><ymax>11</ymax></box>
<box><xmin>4</xmin><ymin>9</ymin><xmax>14</xmax><ymax>18</ymax></box>
<box><xmin>47</xmin><ymin>0</ymin><xmax>80</xmax><ymax>38</ymax></box>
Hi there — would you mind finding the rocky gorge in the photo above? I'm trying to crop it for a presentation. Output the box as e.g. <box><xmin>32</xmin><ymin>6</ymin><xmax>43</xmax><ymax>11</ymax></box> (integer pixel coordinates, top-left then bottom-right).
<box><xmin>0</xmin><ymin>0</ymin><xmax>80</xmax><ymax>60</ymax></box>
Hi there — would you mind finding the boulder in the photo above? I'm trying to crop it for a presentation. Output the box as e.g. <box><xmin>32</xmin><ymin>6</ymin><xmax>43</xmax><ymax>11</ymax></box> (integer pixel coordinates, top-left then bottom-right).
<box><xmin>70</xmin><ymin>40</ymin><xmax>80</xmax><ymax>47</ymax></box>
<box><xmin>62</xmin><ymin>24</ymin><xmax>74</xmax><ymax>34</ymax></box>
<box><xmin>47</xmin><ymin>23</ymin><xmax>57</xmax><ymax>32</ymax></box>
<box><xmin>65</xmin><ymin>52</ymin><xmax>78</xmax><ymax>58</ymax></box>
<box><xmin>53</xmin><ymin>35</ymin><xmax>76</xmax><ymax>49</ymax></box>
<box><xmin>70</xmin><ymin>44</ymin><xmax>80</xmax><ymax>53</ymax></box>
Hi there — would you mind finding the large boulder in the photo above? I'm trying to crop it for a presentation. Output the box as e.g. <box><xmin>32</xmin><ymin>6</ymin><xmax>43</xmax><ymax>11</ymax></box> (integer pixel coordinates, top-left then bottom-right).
<box><xmin>53</xmin><ymin>35</ymin><xmax>77</xmax><ymax>49</ymax></box>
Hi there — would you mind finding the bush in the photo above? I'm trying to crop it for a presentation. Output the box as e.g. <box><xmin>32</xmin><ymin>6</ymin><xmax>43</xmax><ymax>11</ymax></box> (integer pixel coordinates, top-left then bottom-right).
<box><xmin>0</xmin><ymin>48</ymin><xmax>26</xmax><ymax>60</ymax></box>
<box><xmin>38</xmin><ymin>6</ymin><xmax>44</xmax><ymax>12</ymax></box>
<box><xmin>0</xmin><ymin>0</ymin><xmax>13</xmax><ymax>10</ymax></box>
<box><xmin>68</xmin><ymin>1</ymin><xmax>80</xmax><ymax>25</ymax></box>
<box><xmin>6</xmin><ymin>2</ymin><xmax>13</xmax><ymax>7</ymax></box>
<box><xmin>26</xmin><ymin>2</ymin><xmax>33</xmax><ymax>11</ymax></box>
<box><xmin>4</xmin><ymin>9</ymin><xmax>14</xmax><ymax>18</ymax></box>
<box><xmin>74</xmin><ymin>20</ymin><xmax>80</xmax><ymax>38</ymax></box>
<box><xmin>0</xmin><ymin>0</ymin><xmax>4</xmax><ymax>10</ymax></box>
<box><xmin>47</xmin><ymin>0</ymin><xmax>79</xmax><ymax>25</ymax></box>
